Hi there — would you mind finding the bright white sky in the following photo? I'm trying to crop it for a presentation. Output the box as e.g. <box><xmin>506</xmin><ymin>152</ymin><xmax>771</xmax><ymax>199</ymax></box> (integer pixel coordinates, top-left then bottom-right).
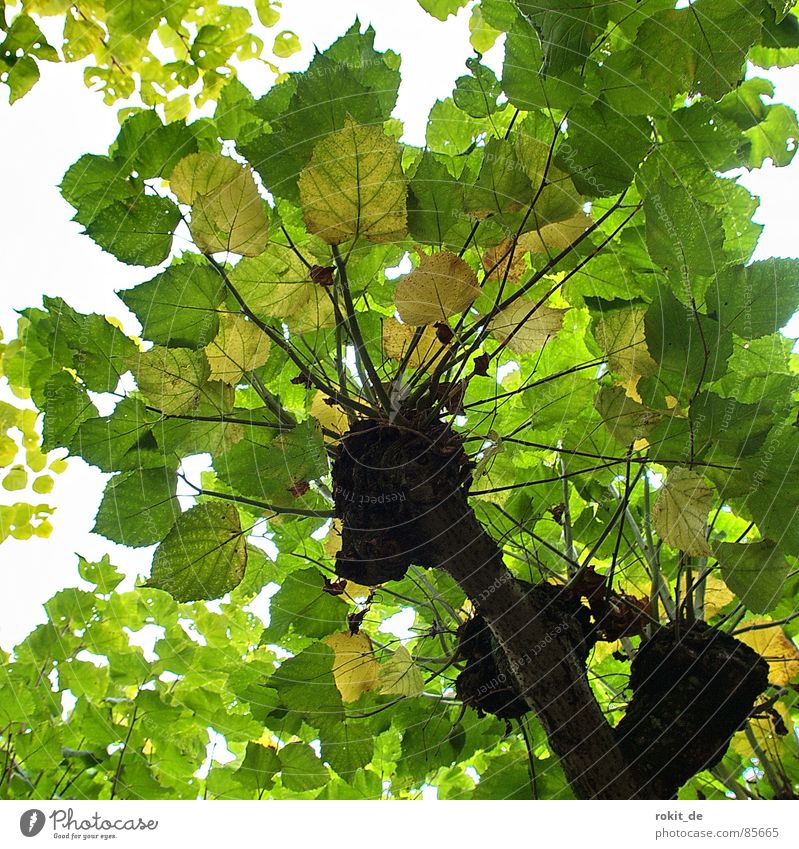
<box><xmin>1</xmin><ymin>0</ymin><xmax>798</xmax><ymax>650</ymax></box>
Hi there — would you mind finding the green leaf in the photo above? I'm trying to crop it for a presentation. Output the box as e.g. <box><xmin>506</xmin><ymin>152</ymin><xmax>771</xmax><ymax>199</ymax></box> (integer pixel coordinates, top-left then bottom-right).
<box><xmin>243</xmin><ymin>26</ymin><xmax>399</xmax><ymax>202</ymax></box>
<box><xmin>77</xmin><ymin>554</ymin><xmax>125</xmax><ymax>594</ymax></box>
<box><xmin>690</xmin><ymin>391</ymin><xmax>774</xmax><ymax>459</ymax></box>
<box><xmin>269</xmin><ymin>644</ymin><xmax>343</xmax><ymax>722</ymax></box>
<box><xmin>43</xmin><ymin>297</ymin><xmax>138</xmax><ymax>392</ymax></box>
<box><xmin>453</xmin><ymin>59</ymin><xmax>502</xmax><ymax>118</ymax></box>
<box><xmin>644</xmin><ymin>177</ymin><xmax>727</xmax><ymax>283</ymax></box>
<box><xmin>119</xmin><ymin>262</ymin><xmax>224</xmax><ymax>348</ymax></box>
<box><xmin>416</xmin><ymin>0</ymin><xmax>469</xmax><ymax>21</ymax></box>
<box><xmin>706</xmin><ymin>259</ymin><xmax>799</xmax><ymax>338</ymax></box>
<box><xmin>464</xmin><ymin>138</ymin><xmax>531</xmax><ymax>217</ymax></box>
<box><xmin>228</xmin><ymin>243</ymin><xmax>332</xmax><ymax>333</ymax></box>
<box><xmin>93</xmin><ymin>467</ymin><xmax>180</xmax><ymax>547</ymax></box>
<box><xmin>4</xmin><ymin>54</ymin><xmax>40</xmax><ymax>103</ymax></box>
<box><xmin>319</xmin><ymin>721</ymin><xmax>374</xmax><ymax>778</ymax></box>
<box><xmin>278</xmin><ymin>742</ymin><xmax>329</xmax><ymax>791</ymax></box>
<box><xmin>715</xmin><ymin>539</ymin><xmax>789</xmax><ymax>614</ymax></box>
<box><xmin>407</xmin><ymin>153</ymin><xmax>465</xmax><ymax>246</ymax></box>
<box><xmin>298</xmin><ymin>117</ymin><xmax>407</xmax><ymax>244</ymax></box>
<box><xmin>595</xmin><ymin>385</ymin><xmax>662</xmax><ymax>447</ymax></box>
<box><xmin>216</xmin><ymin>417</ymin><xmax>326</xmax><ymax>505</ymax></box>
<box><xmin>60</xmin><ymin>154</ymin><xmax>132</xmax><ymax>223</ymax></box>
<box><xmin>71</xmin><ymin>398</ymin><xmax>159</xmax><ymax>472</ymax></box>
<box><xmin>112</xmin><ymin>110</ymin><xmax>199</xmax><ymax>181</ymax></box>
<box><xmin>145</xmin><ymin>502</ymin><xmax>247</xmax><ymax>601</ymax></box>
<box><xmin>518</xmin><ymin>0</ymin><xmax>606</xmax><ymax>77</ymax></box>
<box><xmin>234</xmin><ymin>742</ymin><xmax>280</xmax><ymax>793</ymax></box>
<box><xmin>39</xmin><ymin>372</ymin><xmax>99</xmax><ymax>452</ymax></box>
<box><xmin>745</xmin><ymin>103</ymin><xmax>799</xmax><ymax>167</ymax></box>
<box><xmin>642</xmin><ymin>287</ymin><xmax>732</xmax><ymax>404</ymax></box>
<box><xmin>502</xmin><ymin>17</ymin><xmax>584</xmax><ymax>112</ymax></box>
<box><xmin>84</xmin><ymin>195</ymin><xmax>181</xmax><ymax>266</ymax></box>
<box><xmin>635</xmin><ymin>0</ymin><xmax>762</xmax><ymax>102</ymax></box>
<box><xmin>264</xmin><ymin>568</ymin><xmax>347</xmax><ymax>641</ymax></box>
<box><xmin>560</xmin><ymin>102</ymin><xmax>651</xmax><ymax>197</ymax></box>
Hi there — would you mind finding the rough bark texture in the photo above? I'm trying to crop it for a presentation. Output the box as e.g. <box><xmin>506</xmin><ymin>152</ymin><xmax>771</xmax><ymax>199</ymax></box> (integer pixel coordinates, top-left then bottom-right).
<box><xmin>331</xmin><ymin>419</ymin><xmax>769</xmax><ymax>800</ymax></box>
<box><xmin>455</xmin><ymin>583</ymin><xmax>595</xmax><ymax>720</ymax></box>
<box><xmin>332</xmin><ymin>419</ymin><xmax>645</xmax><ymax>798</ymax></box>
<box><xmin>421</xmin><ymin>490</ymin><xmax>646</xmax><ymax>798</ymax></box>
<box><xmin>615</xmin><ymin>621</ymin><xmax>769</xmax><ymax>797</ymax></box>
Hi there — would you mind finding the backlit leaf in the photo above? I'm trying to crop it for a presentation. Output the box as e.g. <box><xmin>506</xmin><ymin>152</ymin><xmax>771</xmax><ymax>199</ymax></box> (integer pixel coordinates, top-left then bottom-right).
<box><xmin>145</xmin><ymin>502</ymin><xmax>247</xmax><ymax>601</ymax></box>
<box><xmin>324</xmin><ymin>631</ymin><xmax>379</xmax><ymax>703</ymax></box>
<box><xmin>298</xmin><ymin>117</ymin><xmax>407</xmax><ymax>244</ymax></box>
<box><xmin>378</xmin><ymin>645</ymin><xmax>425</xmax><ymax>698</ymax></box>
<box><xmin>652</xmin><ymin>467</ymin><xmax>713</xmax><ymax>556</ymax></box>
<box><xmin>394</xmin><ymin>251</ymin><xmax>480</xmax><ymax>325</ymax></box>
<box><xmin>204</xmin><ymin>313</ymin><xmax>271</xmax><ymax>384</ymax></box>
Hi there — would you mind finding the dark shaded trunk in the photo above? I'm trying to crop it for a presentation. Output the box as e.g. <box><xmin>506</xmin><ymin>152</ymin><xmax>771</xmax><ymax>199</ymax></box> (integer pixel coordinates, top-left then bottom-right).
<box><xmin>331</xmin><ymin>419</ymin><xmax>769</xmax><ymax>800</ymax></box>
<box><xmin>417</xmin><ymin>488</ymin><xmax>648</xmax><ymax>799</ymax></box>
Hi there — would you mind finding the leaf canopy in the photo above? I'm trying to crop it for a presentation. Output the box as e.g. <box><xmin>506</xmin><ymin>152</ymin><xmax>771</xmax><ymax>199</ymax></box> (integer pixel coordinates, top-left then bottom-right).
<box><xmin>3</xmin><ymin>0</ymin><xmax>799</xmax><ymax>803</ymax></box>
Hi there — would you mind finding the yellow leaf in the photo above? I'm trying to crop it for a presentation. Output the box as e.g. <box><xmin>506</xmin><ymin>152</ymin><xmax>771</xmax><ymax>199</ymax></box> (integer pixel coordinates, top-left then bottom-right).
<box><xmin>171</xmin><ymin>152</ymin><xmax>269</xmax><ymax>256</ymax></box>
<box><xmin>732</xmin><ymin>701</ymin><xmax>792</xmax><ymax>759</ymax></box>
<box><xmin>652</xmin><ymin>467</ymin><xmax>713</xmax><ymax>556</ymax></box>
<box><xmin>738</xmin><ymin>621</ymin><xmax>799</xmax><ymax>686</ymax></box>
<box><xmin>593</xmin><ymin>306</ymin><xmax>658</xmax><ymax>384</ymax></box>
<box><xmin>394</xmin><ymin>251</ymin><xmax>480</xmax><ymax>325</ymax></box>
<box><xmin>700</xmin><ymin>573</ymin><xmax>735</xmax><ymax>618</ymax></box>
<box><xmin>344</xmin><ymin>581</ymin><xmax>372</xmax><ymax>600</ymax></box>
<box><xmin>378</xmin><ymin>645</ymin><xmax>425</xmax><ymax>698</ymax></box>
<box><xmin>324</xmin><ymin>631</ymin><xmax>379</xmax><ymax>703</ymax></box>
<box><xmin>310</xmin><ymin>392</ymin><xmax>349</xmax><ymax>437</ymax></box>
<box><xmin>33</xmin><ymin>519</ymin><xmax>53</xmax><ymax>538</ymax></box>
<box><xmin>488</xmin><ymin>299</ymin><xmax>565</xmax><ymax>354</ymax></box>
<box><xmin>518</xmin><ymin>211</ymin><xmax>592</xmax><ymax>254</ymax></box>
<box><xmin>204</xmin><ymin>313</ymin><xmax>271</xmax><ymax>385</ymax></box>
<box><xmin>323</xmin><ymin>518</ymin><xmax>343</xmax><ymax>558</ymax></box>
<box><xmin>382</xmin><ymin>318</ymin><xmax>447</xmax><ymax>370</ymax></box>
<box><xmin>298</xmin><ymin>117</ymin><xmax>407</xmax><ymax>244</ymax></box>
<box><xmin>25</xmin><ymin>447</ymin><xmax>48</xmax><ymax>473</ymax></box>
<box><xmin>482</xmin><ymin>239</ymin><xmax>529</xmax><ymax>283</ymax></box>
<box><xmin>2</xmin><ymin>466</ymin><xmax>27</xmax><ymax>491</ymax></box>
<box><xmin>0</xmin><ymin>434</ymin><xmax>16</xmax><ymax>467</ymax></box>
<box><xmin>171</xmin><ymin>151</ymin><xmax>242</xmax><ymax>204</ymax></box>
<box><xmin>32</xmin><ymin>475</ymin><xmax>54</xmax><ymax>494</ymax></box>
<box><xmin>272</xmin><ymin>30</ymin><xmax>300</xmax><ymax>58</ymax></box>
<box><xmin>49</xmin><ymin>458</ymin><xmax>68</xmax><ymax>474</ymax></box>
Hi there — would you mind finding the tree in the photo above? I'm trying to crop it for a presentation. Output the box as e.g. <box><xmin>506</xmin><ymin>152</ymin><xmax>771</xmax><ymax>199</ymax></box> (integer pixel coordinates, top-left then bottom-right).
<box><xmin>2</xmin><ymin>0</ymin><xmax>799</xmax><ymax>800</ymax></box>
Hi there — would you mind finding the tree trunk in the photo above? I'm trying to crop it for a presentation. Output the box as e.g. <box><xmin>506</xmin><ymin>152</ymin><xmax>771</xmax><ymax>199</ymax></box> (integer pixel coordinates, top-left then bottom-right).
<box><xmin>332</xmin><ymin>421</ymin><xmax>768</xmax><ymax>799</ymax></box>
<box><xmin>419</xmin><ymin>489</ymin><xmax>650</xmax><ymax>799</ymax></box>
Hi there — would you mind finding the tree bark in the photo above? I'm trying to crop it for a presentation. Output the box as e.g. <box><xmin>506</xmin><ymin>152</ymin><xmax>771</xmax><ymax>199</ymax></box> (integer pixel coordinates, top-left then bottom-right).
<box><xmin>419</xmin><ymin>490</ymin><xmax>650</xmax><ymax>799</ymax></box>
